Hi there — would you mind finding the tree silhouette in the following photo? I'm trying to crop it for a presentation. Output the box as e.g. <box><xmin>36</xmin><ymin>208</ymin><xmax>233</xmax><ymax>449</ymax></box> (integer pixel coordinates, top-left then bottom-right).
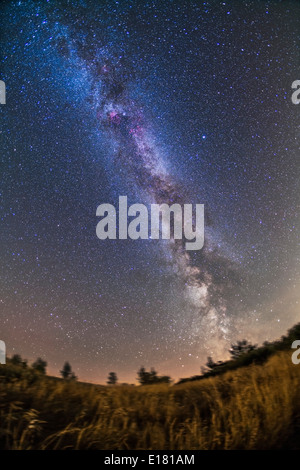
<box><xmin>149</xmin><ymin>367</ymin><xmax>158</xmax><ymax>383</ymax></box>
<box><xmin>201</xmin><ymin>356</ymin><xmax>225</xmax><ymax>374</ymax></box>
<box><xmin>205</xmin><ymin>356</ymin><xmax>220</xmax><ymax>370</ymax></box>
<box><xmin>107</xmin><ymin>372</ymin><xmax>118</xmax><ymax>385</ymax></box>
<box><xmin>32</xmin><ymin>358</ymin><xmax>47</xmax><ymax>374</ymax></box>
<box><xmin>137</xmin><ymin>366</ymin><xmax>151</xmax><ymax>385</ymax></box>
<box><xmin>229</xmin><ymin>340</ymin><xmax>257</xmax><ymax>359</ymax></box>
<box><xmin>11</xmin><ymin>354</ymin><xmax>27</xmax><ymax>368</ymax></box>
<box><xmin>137</xmin><ymin>367</ymin><xmax>171</xmax><ymax>385</ymax></box>
<box><xmin>60</xmin><ymin>361</ymin><xmax>73</xmax><ymax>380</ymax></box>
<box><xmin>157</xmin><ymin>375</ymin><xmax>172</xmax><ymax>384</ymax></box>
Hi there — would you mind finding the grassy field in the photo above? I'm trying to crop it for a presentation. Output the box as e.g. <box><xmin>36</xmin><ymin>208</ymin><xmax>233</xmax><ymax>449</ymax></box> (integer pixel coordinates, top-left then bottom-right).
<box><xmin>1</xmin><ymin>349</ymin><xmax>300</xmax><ymax>450</ymax></box>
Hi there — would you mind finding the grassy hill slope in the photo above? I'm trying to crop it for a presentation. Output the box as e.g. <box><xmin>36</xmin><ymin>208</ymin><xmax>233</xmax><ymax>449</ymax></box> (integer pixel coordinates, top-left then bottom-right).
<box><xmin>1</xmin><ymin>346</ymin><xmax>300</xmax><ymax>449</ymax></box>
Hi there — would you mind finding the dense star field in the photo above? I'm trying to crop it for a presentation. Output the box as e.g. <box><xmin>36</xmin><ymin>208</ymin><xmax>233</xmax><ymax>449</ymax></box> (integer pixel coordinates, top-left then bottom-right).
<box><xmin>0</xmin><ymin>0</ymin><xmax>299</xmax><ymax>383</ymax></box>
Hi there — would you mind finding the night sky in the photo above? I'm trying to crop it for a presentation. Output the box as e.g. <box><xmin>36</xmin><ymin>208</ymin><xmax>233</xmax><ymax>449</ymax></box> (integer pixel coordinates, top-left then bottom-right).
<box><xmin>1</xmin><ymin>0</ymin><xmax>299</xmax><ymax>383</ymax></box>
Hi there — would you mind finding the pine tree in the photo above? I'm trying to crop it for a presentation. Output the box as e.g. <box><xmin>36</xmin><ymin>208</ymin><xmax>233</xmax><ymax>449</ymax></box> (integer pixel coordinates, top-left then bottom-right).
<box><xmin>107</xmin><ymin>372</ymin><xmax>118</xmax><ymax>385</ymax></box>
<box><xmin>32</xmin><ymin>357</ymin><xmax>47</xmax><ymax>374</ymax></box>
<box><xmin>60</xmin><ymin>361</ymin><xmax>72</xmax><ymax>379</ymax></box>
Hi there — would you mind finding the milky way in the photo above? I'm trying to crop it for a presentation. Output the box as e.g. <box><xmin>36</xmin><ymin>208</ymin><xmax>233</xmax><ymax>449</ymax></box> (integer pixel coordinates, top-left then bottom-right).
<box><xmin>1</xmin><ymin>0</ymin><xmax>299</xmax><ymax>382</ymax></box>
<box><xmin>70</xmin><ymin>40</ymin><xmax>241</xmax><ymax>354</ymax></box>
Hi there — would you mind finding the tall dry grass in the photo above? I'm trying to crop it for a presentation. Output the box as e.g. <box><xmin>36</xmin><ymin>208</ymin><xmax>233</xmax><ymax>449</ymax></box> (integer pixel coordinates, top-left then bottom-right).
<box><xmin>0</xmin><ymin>350</ymin><xmax>299</xmax><ymax>449</ymax></box>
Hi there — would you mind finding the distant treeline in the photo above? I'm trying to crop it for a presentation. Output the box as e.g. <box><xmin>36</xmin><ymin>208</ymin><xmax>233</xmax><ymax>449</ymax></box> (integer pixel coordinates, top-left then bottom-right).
<box><xmin>2</xmin><ymin>322</ymin><xmax>300</xmax><ymax>386</ymax></box>
<box><xmin>177</xmin><ymin>322</ymin><xmax>300</xmax><ymax>384</ymax></box>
